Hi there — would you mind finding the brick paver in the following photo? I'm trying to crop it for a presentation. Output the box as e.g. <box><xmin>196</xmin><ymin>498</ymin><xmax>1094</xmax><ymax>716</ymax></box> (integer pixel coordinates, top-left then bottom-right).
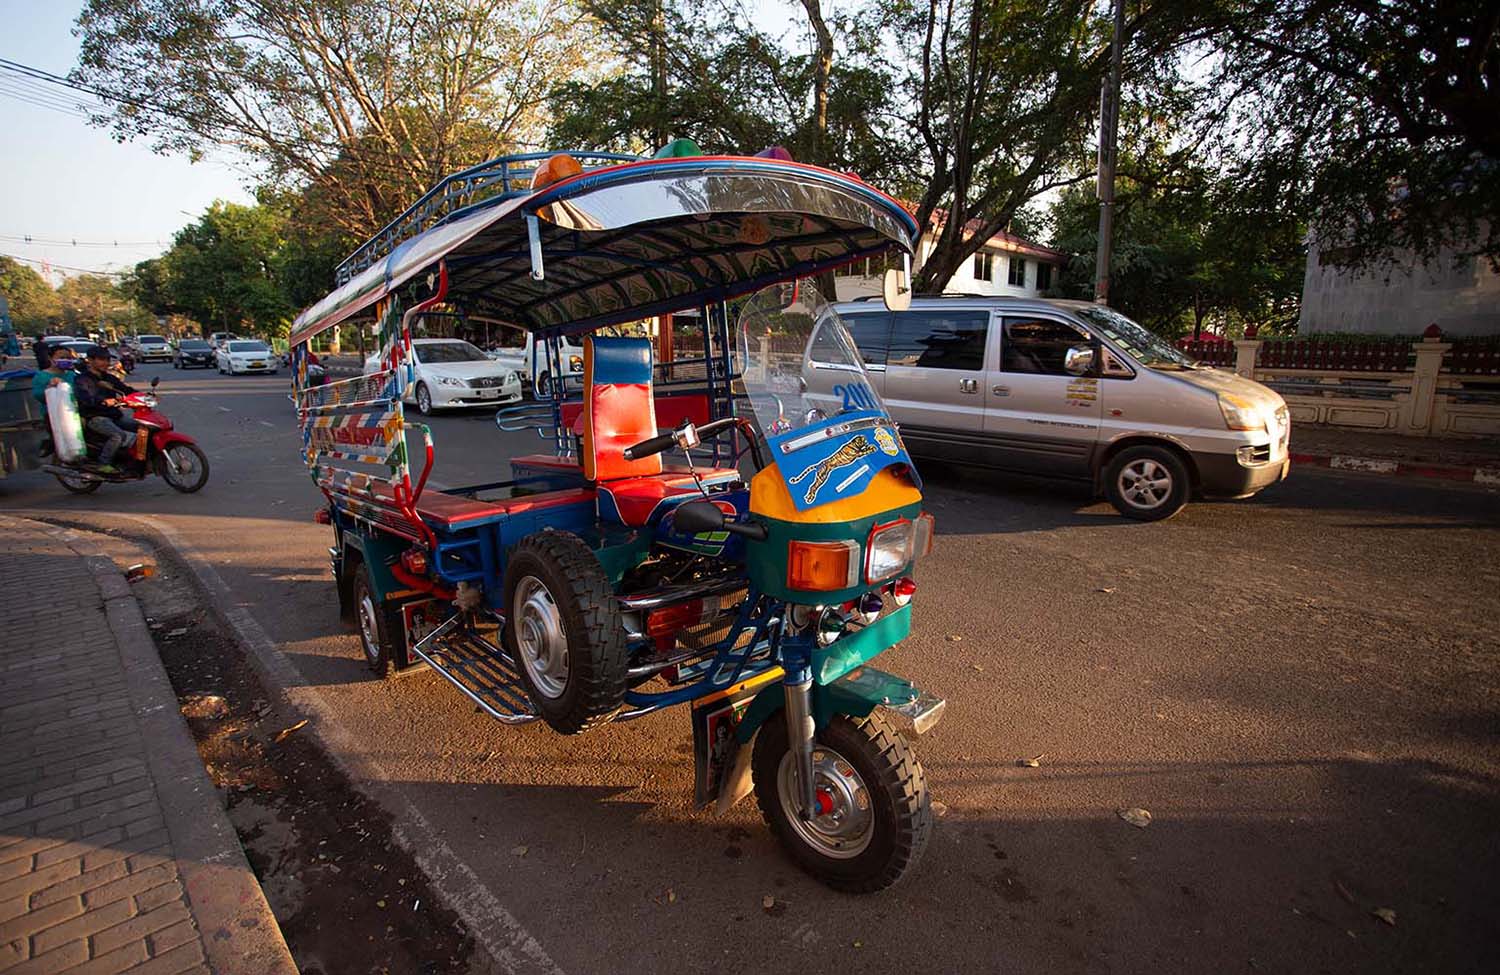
<box><xmin>0</xmin><ymin>523</ymin><xmax>211</xmax><ymax>974</ymax></box>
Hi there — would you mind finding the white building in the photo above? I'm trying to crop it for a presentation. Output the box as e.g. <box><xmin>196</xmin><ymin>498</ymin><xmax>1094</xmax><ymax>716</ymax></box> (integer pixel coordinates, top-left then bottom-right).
<box><xmin>1299</xmin><ymin>227</ymin><xmax>1500</xmax><ymax>337</ymax></box>
<box><xmin>834</xmin><ymin>216</ymin><xmax>1068</xmax><ymax>300</ymax></box>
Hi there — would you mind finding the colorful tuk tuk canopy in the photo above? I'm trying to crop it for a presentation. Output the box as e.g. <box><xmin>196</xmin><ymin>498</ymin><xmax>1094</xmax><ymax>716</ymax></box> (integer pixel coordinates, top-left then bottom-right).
<box><xmin>289</xmin><ymin>156</ymin><xmax>918</xmax><ymax>347</ymax></box>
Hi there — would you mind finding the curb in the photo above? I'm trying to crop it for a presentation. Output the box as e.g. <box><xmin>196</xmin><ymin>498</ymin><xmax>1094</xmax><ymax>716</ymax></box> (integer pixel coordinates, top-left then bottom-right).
<box><xmin>1290</xmin><ymin>451</ymin><xmax>1500</xmax><ymax>485</ymax></box>
<box><xmin>22</xmin><ymin>517</ymin><xmax>299</xmax><ymax>975</ymax></box>
<box><xmin>18</xmin><ymin>510</ymin><xmax>564</xmax><ymax>975</ymax></box>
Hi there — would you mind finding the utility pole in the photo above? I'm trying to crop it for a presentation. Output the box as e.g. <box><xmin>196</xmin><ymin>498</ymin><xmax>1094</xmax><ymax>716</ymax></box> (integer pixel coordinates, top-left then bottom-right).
<box><xmin>1094</xmin><ymin>0</ymin><xmax>1125</xmax><ymax>305</ymax></box>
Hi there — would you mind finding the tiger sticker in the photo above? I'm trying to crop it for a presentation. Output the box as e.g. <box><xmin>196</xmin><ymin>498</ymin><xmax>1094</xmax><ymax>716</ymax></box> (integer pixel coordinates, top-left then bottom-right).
<box><xmin>786</xmin><ymin>435</ymin><xmax>878</xmax><ymax>504</ymax></box>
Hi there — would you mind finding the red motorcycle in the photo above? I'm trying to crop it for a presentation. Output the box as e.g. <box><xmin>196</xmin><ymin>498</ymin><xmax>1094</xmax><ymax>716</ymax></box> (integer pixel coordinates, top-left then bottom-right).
<box><xmin>43</xmin><ymin>378</ymin><xmax>210</xmax><ymax>494</ymax></box>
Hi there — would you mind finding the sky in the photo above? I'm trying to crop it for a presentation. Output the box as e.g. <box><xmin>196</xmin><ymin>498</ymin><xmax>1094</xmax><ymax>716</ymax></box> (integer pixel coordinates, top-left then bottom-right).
<box><xmin>0</xmin><ymin>1</ymin><xmax>254</xmax><ymax>282</ymax></box>
<box><xmin>0</xmin><ymin>0</ymin><xmax>827</xmax><ymax>285</ymax></box>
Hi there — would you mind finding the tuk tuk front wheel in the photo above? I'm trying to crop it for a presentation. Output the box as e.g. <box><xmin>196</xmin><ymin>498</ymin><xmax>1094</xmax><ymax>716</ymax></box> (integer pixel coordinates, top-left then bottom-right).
<box><xmin>752</xmin><ymin>711</ymin><xmax>932</xmax><ymax>893</ymax></box>
<box><xmin>55</xmin><ymin>471</ymin><xmax>102</xmax><ymax>494</ymax></box>
<box><xmin>503</xmin><ymin>531</ymin><xmax>627</xmax><ymax>734</ymax></box>
<box><xmin>352</xmin><ymin>563</ymin><xmax>400</xmax><ymax>677</ymax></box>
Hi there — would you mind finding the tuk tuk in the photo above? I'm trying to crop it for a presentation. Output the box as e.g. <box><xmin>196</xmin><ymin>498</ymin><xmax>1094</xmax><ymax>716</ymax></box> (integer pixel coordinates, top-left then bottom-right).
<box><xmin>289</xmin><ymin>145</ymin><xmax>943</xmax><ymax>891</ymax></box>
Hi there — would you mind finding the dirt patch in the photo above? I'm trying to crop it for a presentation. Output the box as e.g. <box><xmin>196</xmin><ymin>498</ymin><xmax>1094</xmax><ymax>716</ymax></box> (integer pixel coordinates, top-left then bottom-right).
<box><xmin>49</xmin><ymin>521</ymin><xmax>475</xmax><ymax>975</ymax></box>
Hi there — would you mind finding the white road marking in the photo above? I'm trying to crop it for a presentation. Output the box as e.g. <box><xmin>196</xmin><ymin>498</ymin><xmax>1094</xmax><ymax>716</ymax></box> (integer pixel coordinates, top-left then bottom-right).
<box><xmin>217</xmin><ymin>406</ymin><xmax>231</xmax><ymax>413</ymax></box>
<box><xmin>259</xmin><ymin>421</ymin><xmax>275</xmax><ymax>428</ymax></box>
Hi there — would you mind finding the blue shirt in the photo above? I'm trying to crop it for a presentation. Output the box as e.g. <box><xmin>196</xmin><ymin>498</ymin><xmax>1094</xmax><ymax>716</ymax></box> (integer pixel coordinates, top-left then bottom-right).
<box><xmin>31</xmin><ymin>367</ymin><xmax>77</xmax><ymax>405</ymax></box>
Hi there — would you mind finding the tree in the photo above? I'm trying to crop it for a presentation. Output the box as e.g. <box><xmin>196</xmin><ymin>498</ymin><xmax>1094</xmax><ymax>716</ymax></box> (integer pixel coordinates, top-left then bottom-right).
<box><xmin>119</xmin><ymin>258</ymin><xmax>175</xmax><ymax>317</ymax></box>
<box><xmin>161</xmin><ymin>202</ymin><xmax>293</xmax><ymax>337</ymax></box>
<box><xmin>1048</xmin><ymin>166</ymin><xmax>1305</xmax><ymax>338</ymax></box>
<box><xmin>1197</xmin><ymin>0</ymin><xmax>1500</xmax><ymax>269</ymax></box>
<box><xmin>900</xmin><ymin>0</ymin><xmax>1204</xmax><ymax>293</ymax></box>
<box><xmin>551</xmin><ymin>1</ymin><xmax>917</xmax><ymax>187</ymax></box>
<box><xmin>0</xmin><ymin>257</ymin><xmax>61</xmax><ymax>333</ymax></box>
<box><xmin>74</xmin><ymin>0</ymin><xmax>610</xmax><ymax>240</ymax></box>
<box><xmin>56</xmin><ymin>274</ymin><xmax>124</xmax><ymax>332</ymax></box>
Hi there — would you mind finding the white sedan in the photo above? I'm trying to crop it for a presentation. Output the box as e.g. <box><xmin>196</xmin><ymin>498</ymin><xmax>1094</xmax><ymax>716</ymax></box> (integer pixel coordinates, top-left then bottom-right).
<box><xmin>216</xmin><ymin>340</ymin><xmax>278</xmax><ymax>375</ymax></box>
<box><xmin>364</xmin><ymin>338</ymin><xmax>522</xmax><ymax>414</ymax></box>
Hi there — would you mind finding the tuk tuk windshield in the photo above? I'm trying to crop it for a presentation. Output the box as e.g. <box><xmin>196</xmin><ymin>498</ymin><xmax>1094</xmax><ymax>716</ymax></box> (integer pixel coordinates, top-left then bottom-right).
<box><xmin>737</xmin><ymin>281</ymin><xmax>893</xmax><ymax>443</ymax></box>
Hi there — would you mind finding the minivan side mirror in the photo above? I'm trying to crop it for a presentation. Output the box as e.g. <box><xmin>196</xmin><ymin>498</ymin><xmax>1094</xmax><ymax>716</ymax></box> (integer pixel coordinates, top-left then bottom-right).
<box><xmin>1063</xmin><ymin>344</ymin><xmax>1095</xmax><ymax>376</ymax></box>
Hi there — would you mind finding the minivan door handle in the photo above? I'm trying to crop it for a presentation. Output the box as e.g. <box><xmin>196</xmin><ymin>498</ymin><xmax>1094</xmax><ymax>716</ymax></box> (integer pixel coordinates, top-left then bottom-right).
<box><xmin>991</xmin><ymin>384</ymin><xmax>1010</xmax><ymax>396</ymax></box>
<box><xmin>959</xmin><ymin>378</ymin><xmax>978</xmax><ymax>394</ymax></box>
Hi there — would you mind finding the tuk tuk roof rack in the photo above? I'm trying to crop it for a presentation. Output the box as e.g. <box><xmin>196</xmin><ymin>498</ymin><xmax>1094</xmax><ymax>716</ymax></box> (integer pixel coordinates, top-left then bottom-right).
<box><xmin>336</xmin><ymin>151</ymin><xmax>643</xmax><ymax>286</ymax></box>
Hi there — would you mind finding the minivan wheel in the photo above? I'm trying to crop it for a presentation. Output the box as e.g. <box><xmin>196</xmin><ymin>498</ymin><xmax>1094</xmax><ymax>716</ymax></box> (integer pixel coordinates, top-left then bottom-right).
<box><xmin>1104</xmin><ymin>445</ymin><xmax>1189</xmax><ymax>521</ymax></box>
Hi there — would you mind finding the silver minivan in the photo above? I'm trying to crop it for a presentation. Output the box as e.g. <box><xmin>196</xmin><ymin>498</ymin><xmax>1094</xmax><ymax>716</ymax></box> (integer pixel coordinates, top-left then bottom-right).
<box><xmin>828</xmin><ymin>296</ymin><xmax>1290</xmax><ymax>520</ymax></box>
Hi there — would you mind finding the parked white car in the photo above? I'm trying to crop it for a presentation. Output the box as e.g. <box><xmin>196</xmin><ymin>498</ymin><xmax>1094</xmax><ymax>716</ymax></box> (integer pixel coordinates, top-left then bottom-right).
<box><xmin>481</xmin><ymin>324</ymin><xmax>583</xmax><ymax>396</ymax></box>
<box><xmin>364</xmin><ymin>338</ymin><xmax>522</xmax><ymax>414</ymax></box>
<box><xmin>216</xmin><ymin>339</ymin><xmax>278</xmax><ymax>375</ymax></box>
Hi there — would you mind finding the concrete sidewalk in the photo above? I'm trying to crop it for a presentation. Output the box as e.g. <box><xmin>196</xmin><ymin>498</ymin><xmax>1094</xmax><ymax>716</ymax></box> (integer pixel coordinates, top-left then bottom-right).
<box><xmin>0</xmin><ymin>517</ymin><xmax>296</xmax><ymax>975</ymax></box>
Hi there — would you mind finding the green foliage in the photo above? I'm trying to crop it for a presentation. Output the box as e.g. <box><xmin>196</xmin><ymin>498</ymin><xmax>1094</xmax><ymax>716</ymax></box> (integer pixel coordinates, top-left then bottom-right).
<box><xmin>1049</xmin><ymin>164</ymin><xmax>1305</xmax><ymax>338</ymax></box>
<box><xmin>158</xmin><ymin>203</ymin><xmax>294</xmax><ymax>337</ymax></box>
<box><xmin>0</xmin><ymin>257</ymin><xmax>61</xmax><ymax>333</ymax></box>
<box><xmin>1196</xmin><ymin>0</ymin><xmax>1500</xmax><ymax>269</ymax></box>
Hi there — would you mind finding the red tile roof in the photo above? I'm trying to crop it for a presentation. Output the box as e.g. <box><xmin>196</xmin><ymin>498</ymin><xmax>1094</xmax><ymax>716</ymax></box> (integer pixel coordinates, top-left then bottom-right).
<box><xmin>896</xmin><ymin>200</ymin><xmax>1068</xmax><ymax>262</ymax></box>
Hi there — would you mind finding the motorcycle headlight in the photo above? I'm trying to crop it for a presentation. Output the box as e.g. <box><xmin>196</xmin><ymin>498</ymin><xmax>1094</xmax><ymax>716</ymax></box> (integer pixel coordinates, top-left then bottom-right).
<box><xmin>865</xmin><ymin>519</ymin><xmax>914</xmax><ymax>583</ymax></box>
<box><xmin>1218</xmin><ymin>393</ymin><xmax>1266</xmax><ymax>432</ymax></box>
<box><xmin>436</xmin><ymin>376</ymin><xmax>465</xmax><ymax>387</ymax></box>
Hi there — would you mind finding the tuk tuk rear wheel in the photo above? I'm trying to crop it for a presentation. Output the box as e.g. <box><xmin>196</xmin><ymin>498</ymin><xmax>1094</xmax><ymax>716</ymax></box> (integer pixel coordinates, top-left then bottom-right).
<box><xmin>503</xmin><ymin>531</ymin><xmax>627</xmax><ymax>734</ymax></box>
<box><xmin>352</xmin><ymin>563</ymin><xmax>399</xmax><ymax>677</ymax></box>
<box><xmin>752</xmin><ymin>711</ymin><xmax>932</xmax><ymax>893</ymax></box>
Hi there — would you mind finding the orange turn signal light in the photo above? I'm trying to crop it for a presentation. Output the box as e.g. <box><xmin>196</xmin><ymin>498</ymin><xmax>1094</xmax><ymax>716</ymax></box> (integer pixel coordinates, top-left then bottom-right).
<box><xmin>531</xmin><ymin>153</ymin><xmax>583</xmax><ymax>191</ymax></box>
<box><xmin>787</xmin><ymin>540</ymin><xmax>859</xmax><ymax>592</ymax></box>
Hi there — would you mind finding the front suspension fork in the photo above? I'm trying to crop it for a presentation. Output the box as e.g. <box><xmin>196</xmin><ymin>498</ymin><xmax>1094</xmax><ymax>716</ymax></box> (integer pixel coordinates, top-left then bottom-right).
<box><xmin>782</xmin><ymin>666</ymin><xmax>817</xmax><ymax>818</ymax></box>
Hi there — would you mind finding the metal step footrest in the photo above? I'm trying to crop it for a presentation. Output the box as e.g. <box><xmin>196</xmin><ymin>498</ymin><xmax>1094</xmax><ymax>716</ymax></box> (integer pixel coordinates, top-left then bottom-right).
<box><xmin>408</xmin><ymin>618</ymin><xmax>538</xmax><ymax>725</ymax></box>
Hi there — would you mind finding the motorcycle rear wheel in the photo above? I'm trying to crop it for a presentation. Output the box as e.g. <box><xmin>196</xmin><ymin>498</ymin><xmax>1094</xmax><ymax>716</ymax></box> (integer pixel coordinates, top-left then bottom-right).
<box><xmin>156</xmin><ymin>443</ymin><xmax>210</xmax><ymax>493</ymax></box>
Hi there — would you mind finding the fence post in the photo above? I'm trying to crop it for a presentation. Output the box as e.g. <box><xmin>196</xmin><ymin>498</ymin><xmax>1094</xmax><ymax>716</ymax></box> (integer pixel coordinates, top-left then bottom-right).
<box><xmin>1233</xmin><ymin>338</ymin><xmax>1261</xmax><ymax>378</ymax></box>
<box><xmin>1403</xmin><ymin>338</ymin><xmax>1450</xmax><ymax>436</ymax></box>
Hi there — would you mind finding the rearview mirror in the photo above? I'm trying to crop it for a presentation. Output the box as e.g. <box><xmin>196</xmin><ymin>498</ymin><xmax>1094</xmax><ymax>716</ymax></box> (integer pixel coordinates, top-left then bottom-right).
<box><xmin>882</xmin><ymin>267</ymin><xmax>911</xmax><ymax>312</ymax></box>
<box><xmin>1063</xmin><ymin>344</ymin><xmax>1095</xmax><ymax>376</ymax></box>
<box><xmin>673</xmin><ymin>501</ymin><xmax>726</xmax><ymax>535</ymax></box>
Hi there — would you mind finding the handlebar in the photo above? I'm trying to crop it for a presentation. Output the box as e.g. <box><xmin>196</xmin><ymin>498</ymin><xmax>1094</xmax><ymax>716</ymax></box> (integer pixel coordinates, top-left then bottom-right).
<box><xmin>623</xmin><ymin>417</ymin><xmax>738</xmax><ymax>461</ymax></box>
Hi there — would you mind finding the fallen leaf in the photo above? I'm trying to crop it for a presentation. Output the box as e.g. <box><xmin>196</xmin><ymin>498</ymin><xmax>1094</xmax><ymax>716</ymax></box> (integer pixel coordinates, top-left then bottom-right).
<box><xmin>376</xmin><ymin>900</ymin><xmax>386</xmax><ymax>909</ymax></box>
<box><xmin>762</xmin><ymin>895</ymin><xmax>775</xmax><ymax>910</ymax></box>
<box><xmin>273</xmin><ymin>719</ymin><xmax>309</xmax><ymax>743</ymax></box>
<box><xmin>1372</xmin><ymin>907</ymin><xmax>1396</xmax><ymax>927</ymax></box>
<box><xmin>931</xmin><ymin>800</ymin><xmax>949</xmax><ymax>818</ymax></box>
<box><xmin>166</xmin><ymin>627</ymin><xmax>189</xmax><ymax>638</ymax></box>
<box><xmin>510</xmin><ymin>846</ymin><xmax>528</xmax><ymax>857</ymax></box>
<box><xmin>853</xmin><ymin>940</ymin><xmax>864</xmax><ymax>948</ymax></box>
<box><xmin>1016</xmin><ymin>754</ymin><xmax>1044</xmax><ymax>768</ymax></box>
<box><xmin>947</xmin><ymin>634</ymin><xmax>963</xmax><ymax>643</ymax></box>
<box><xmin>666</xmin><ymin>889</ymin><xmax>676</xmax><ymax>904</ymax></box>
<box><xmin>1118</xmin><ymin>807</ymin><xmax>1152</xmax><ymax>828</ymax></box>
<box><xmin>1096</xmin><ymin>587</ymin><xmax>1117</xmax><ymax>594</ymax></box>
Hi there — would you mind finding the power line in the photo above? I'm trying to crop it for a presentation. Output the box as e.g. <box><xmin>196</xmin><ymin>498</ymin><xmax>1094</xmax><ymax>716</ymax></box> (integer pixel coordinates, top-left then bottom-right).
<box><xmin>0</xmin><ymin>233</ymin><xmax>166</xmax><ymax>248</ymax></box>
<box><xmin>1</xmin><ymin>253</ymin><xmax>130</xmax><ymax>277</ymax></box>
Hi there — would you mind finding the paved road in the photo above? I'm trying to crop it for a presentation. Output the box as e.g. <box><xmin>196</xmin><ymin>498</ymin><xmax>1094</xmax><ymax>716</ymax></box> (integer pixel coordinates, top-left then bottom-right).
<box><xmin>4</xmin><ymin>363</ymin><xmax>1499</xmax><ymax>974</ymax></box>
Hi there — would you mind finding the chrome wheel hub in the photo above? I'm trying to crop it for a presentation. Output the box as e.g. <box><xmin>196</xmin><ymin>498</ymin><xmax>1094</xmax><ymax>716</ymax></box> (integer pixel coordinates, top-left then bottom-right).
<box><xmin>778</xmin><ymin>744</ymin><xmax>873</xmax><ymax>859</ymax></box>
<box><xmin>357</xmin><ymin>591</ymin><xmax>380</xmax><ymax>660</ymax></box>
<box><xmin>515</xmin><ymin>576</ymin><xmax>569</xmax><ymax>699</ymax></box>
<box><xmin>1118</xmin><ymin>458</ymin><xmax>1171</xmax><ymax>509</ymax></box>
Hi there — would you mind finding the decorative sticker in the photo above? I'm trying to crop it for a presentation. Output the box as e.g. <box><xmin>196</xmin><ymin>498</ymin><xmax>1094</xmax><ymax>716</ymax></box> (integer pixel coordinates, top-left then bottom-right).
<box><xmin>768</xmin><ymin>409</ymin><xmax>917</xmax><ymax>511</ymax></box>
<box><xmin>1065</xmin><ymin>377</ymin><xmax>1098</xmax><ymax>409</ymax></box>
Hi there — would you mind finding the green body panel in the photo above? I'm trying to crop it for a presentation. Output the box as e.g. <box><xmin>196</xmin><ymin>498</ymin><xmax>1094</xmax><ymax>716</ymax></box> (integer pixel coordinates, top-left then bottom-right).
<box><xmin>734</xmin><ymin>645</ymin><xmax>924</xmax><ymax>745</ymax></box>
<box><xmin>590</xmin><ymin>526</ymin><xmax>653</xmax><ymax>586</ymax></box>
<box><xmin>746</xmin><ymin>500</ymin><xmax>921</xmax><ymax>604</ymax></box>
<box><xmin>812</xmin><ymin>603</ymin><xmax>912</xmax><ymax>684</ymax></box>
<box><xmin>341</xmin><ymin>529</ymin><xmax>413</xmax><ymax>603</ymax></box>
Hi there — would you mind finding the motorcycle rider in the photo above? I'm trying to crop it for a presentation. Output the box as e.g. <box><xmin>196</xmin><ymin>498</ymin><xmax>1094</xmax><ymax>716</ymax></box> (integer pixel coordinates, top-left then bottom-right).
<box><xmin>74</xmin><ymin>345</ymin><xmax>139</xmax><ymax>473</ymax></box>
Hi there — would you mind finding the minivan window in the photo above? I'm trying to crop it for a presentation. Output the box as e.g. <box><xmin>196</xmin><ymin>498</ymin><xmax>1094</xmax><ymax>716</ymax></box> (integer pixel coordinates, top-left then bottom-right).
<box><xmin>888</xmin><ymin>310</ymin><xmax>988</xmax><ymax>371</ymax></box>
<box><xmin>819</xmin><ymin>312</ymin><xmax>890</xmax><ymax>367</ymax></box>
<box><xmin>1001</xmin><ymin>317</ymin><xmax>1091</xmax><ymax>375</ymax></box>
<box><xmin>1074</xmin><ymin>305</ymin><xmax>1193</xmax><ymax>368</ymax></box>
